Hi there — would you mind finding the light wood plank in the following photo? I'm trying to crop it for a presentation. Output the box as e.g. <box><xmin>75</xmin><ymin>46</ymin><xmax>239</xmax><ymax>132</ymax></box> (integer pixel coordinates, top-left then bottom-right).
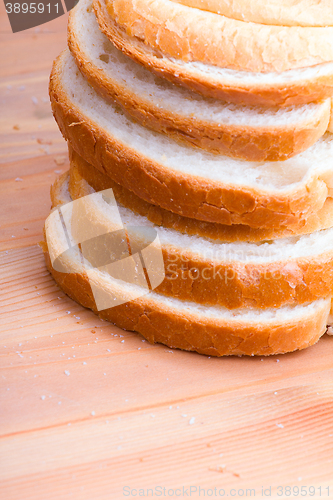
<box><xmin>0</xmin><ymin>1</ymin><xmax>68</xmax><ymax>163</ymax></box>
<box><xmin>1</xmin><ymin>3</ymin><xmax>333</xmax><ymax>498</ymax></box>
<box><xmin>0</xmin><ymin>155</ymin><xmax>69</xmax><ymax>250</ymax></box>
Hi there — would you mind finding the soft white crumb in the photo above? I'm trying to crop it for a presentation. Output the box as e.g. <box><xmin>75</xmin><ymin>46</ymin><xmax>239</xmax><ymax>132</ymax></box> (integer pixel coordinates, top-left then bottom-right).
<box><xmin>326</xmin><ymin>326</ymin><xmax>333</xmax><ymax>336</ymax></box>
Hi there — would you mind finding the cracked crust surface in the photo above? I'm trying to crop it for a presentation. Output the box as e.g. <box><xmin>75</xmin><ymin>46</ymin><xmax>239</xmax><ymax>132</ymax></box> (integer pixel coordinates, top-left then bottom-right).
<box><xmin>44</xmin><ymin>252</ymin><xmax>332</xmax><ymax>356</ymax></box>
<box><xmin>105</xmin><ymin>0</ymin><xmax>333</xmax><ymax>73</ymax></box>
<box><xmin>49</xmin><ymin>51</ymin><xmax>333</xmax><ymax>230</ymax></box>
<box><xmin>68</xmin><ymin>0</ymin><xmax>331</xmax><ymax>161</ymax></box>
<box><xmin>171</xmin><ymin>0</ymin><xmax>333</xmax><ymax>28</ymax></box>
<box><xmin>43</xmin><ymin>173</ymin><xmax>331</xmax><ymax>356</ymax></box>
<box><xmin>68</xmin><ymin>145</ymin><xmax>333</xmax><ymax>243</ymax></box>
<box><xmin>94</xmin><ymin>0</ymin><xmax>333</xmax><ymax>106</ymax></box>
<box><xmin>68</xmin><ymin>153</ymin><xmax>333</xmax><ymax>310</ymax></box>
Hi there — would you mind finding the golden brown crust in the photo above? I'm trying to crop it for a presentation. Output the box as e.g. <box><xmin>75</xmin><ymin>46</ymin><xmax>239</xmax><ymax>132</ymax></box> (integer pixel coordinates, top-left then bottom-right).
<box><xmin>67</xmin><ymin>6</ymin><xmax>330</xmax><ymax>161</ymax></box>
<box><xmin>50</xmin><ymin>171</ymin><xmax>70</xmax><ymax>208</ymax></box>
<box><xmin>171</xmin><ymin>0</ymin><xmax>333</xmax><ymax>28</ymax></box>
<box><xmin>94</xmin><ymin>0</ymin><xmax>333</xmax><ymax>106</ymax></box>
<box><xmin>43</xmin><ymin>247</ymin><xmax>330</xmax><ymax>357</ymax></box>
<box><xmin>67</xmin><ymin>156</ymin><xmax>333</xmax><ymax>309</ymax></box>
<box><xmin>49</xmin><ymin>51</ymin><xmax>330</xmax><ymax>229</ymax></box>
<box><xmin>43</xmin><ymin>170</ymin><xmax>331</xmax><ymax>356</ymax></box>
<box><xmin>329</xmin><ymin>101</ymin><xmax>333</xmax><ymax>133</ymax></box>
<box><xmin>106</xmin><ymin>0</ymin><xmax>333</xmax><ymax>73</ymax></box>
<box><xmin>68</xmin><ymin>146</ymin><xmax>333</xmax><ymax>243</ymax></box>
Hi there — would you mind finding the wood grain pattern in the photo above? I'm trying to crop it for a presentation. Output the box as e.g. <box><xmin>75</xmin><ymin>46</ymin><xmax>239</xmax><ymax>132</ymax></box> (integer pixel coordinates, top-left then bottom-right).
<box><xmin>0</xmin><ymin>3</ymin><xmax>333</xmax><ymax>498</ymax></box>
<box><xmin>0</xmin><ymin>2</ymin><xmax>67</xmax><ymax>163</ymax></box>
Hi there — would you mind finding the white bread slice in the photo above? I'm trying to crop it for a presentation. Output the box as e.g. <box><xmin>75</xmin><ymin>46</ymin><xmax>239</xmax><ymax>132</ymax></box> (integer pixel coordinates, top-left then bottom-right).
<box><xmin>68</xmin><ymin>0</ymin><xmax>331</xmax><ymax>162</ymax></box>
<box><xmin>43</xmin><ymin>172</ymin><xmax>332</xmax><ymax>357</ymax></box>
<box><xmin>105</xmin><ymin>0</ymin><xmax>333</xmax><ymax>73</ymax></box>
<box><xmin>50</xmin><ymin>51</ymin><xmax>333</xmax><ymax>229</ymax></box>
<box><xmin>171</xmin><ymin>0</ymin><xmax>333</xmax><ymax>28</ymax></box>
<box><xmin>69</xmin><ymin>145</ymin><xmax>333</xmax><ymax>243</ymax></box>
<box><xmin>68</xmin><ymin>152</ymin><xmax>333</xmax><ymax>310</ymax></box>
<box><xmin>94</xmin><ymin>0</ymin><xmax>333</xmax><ymax>106</ymax></box>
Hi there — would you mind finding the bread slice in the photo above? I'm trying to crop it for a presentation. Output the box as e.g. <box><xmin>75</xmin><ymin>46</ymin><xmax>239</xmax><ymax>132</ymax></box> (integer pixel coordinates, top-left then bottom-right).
<box><xmin>68</xmin><ymin>151</ymin><xmax>333</xmax><ymax>310</ymax></box>
<box><xmin>43</xmin><ymin>172</ymin><xmax>332</xmax><ymax>356</ymax></box>
<box><xmin>68</xmin><ymin>0</ymin><xmax>331</xmax><ymax>161</ymax></box>
<box><xmin>171</xmin><ymin>0</ymin><xmax>333</xmax><ymax>28</ymax></box>
<box><xmin>94</xmin><ymin>0</ymin><xmax>333</xmax><ymax>106</ymax></box>
<box><xmin>50</xmin><ymin>51</ymin><xmax>333</xmax><ymax>229</ymax></box>
<box><xmin>105</xmin><ymin>0</ymin><xmax>333</xmax><ymax>73</ymax></box>
<box><xmin>69</xmin><ymin>145</ymin><xmax>333</xmax><ymax>243</ymax></box>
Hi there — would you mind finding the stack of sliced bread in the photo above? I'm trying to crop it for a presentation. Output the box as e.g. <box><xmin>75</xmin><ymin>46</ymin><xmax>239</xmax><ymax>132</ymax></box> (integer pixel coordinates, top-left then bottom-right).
<box><xmin>44</xmin><ymin>0</ymin><xmax>333</xmax><ymax>356</ymax></box>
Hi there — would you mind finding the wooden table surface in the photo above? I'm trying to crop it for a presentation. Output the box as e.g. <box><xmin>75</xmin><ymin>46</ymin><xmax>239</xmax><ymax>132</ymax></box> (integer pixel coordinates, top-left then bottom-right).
<box><xmin>1</xmin><ymin>5</ymin><xmax>333</xmax><ymax>499</ymax></box>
